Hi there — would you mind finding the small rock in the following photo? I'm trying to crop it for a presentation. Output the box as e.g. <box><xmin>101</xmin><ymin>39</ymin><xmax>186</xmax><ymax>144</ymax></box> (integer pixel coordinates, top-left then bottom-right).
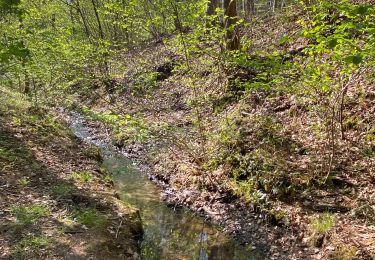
<box><xmin>314</xmin><ymin>234</ymin><xmax>325</xmax><ymax>248</ymax></box>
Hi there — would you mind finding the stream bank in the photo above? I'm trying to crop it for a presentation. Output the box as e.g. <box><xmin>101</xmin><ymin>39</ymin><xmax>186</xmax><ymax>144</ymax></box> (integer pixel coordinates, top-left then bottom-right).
<box><xmin>68</xmin><ymin>111</ymin><xmax>300</xmax><ymax>259</ymax></box>
<box><xmin>0</xmin><ymin>88</ymin><xmax>142</xmax><ymax>259</ymax></box>
<box><xmin>70</xmin><ymin>112</ymin><xmax>262</xmax><ymax>259</ymax></box>
<box><xmin>72</xmin><ymin>35</ymin><xmax>375</xmax><ymax>259</ymax></box>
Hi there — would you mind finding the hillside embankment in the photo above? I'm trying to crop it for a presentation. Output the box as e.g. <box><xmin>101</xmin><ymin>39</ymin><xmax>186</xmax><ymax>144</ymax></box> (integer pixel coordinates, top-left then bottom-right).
<box><xmin>0</xmin><ymin>88</ymin><xmax>142</xmax><ymax>259</ymax></box>
<box><xmin>76</xmin><ymin>6</ymin><xmax>375</xmax><ymax>259</ymax></box>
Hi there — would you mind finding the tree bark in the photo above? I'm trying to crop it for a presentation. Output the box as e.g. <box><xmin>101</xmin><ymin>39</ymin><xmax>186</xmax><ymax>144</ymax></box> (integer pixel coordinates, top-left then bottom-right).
<box><xmin>91</xmin><ymin>0</ymin><xmax>104</xmax><ymax>40</ymax></box>
<box><xmin>206</xmin><ymin>0</ymin><xmax>218</xmax><ymax>27</ymax></box>
<box><xmin>224</xmin><ymin>0</ymin><xmax>240</xmax><ymax>50</ymax></box>
<box><xmin>206</xmin><ymin>0</ymin><xmax>218</xmax><ymax>16</ymax></box>
<box><xmin>245</xmin><ymin>0</ymin><xmax>255</xmax><ymax>17</ymax></box>
<box><xmin>74</xmin><ymin>0</ymin><xmax>92</xmax><ymax>41</ymax></box>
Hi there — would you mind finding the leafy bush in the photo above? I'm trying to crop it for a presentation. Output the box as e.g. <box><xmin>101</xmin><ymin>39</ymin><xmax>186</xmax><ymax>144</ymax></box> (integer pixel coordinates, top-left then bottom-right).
<box><xmin>81</xmin><ymin>107</ymin><xmax>152</xmax><ymax>144</ymax></box>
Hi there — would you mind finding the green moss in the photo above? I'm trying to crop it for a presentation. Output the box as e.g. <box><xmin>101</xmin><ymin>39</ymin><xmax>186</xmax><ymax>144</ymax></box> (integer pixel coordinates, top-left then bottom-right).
<box><xmin>267</xmin><ymin>209</ymin><xmax>288</xmax><ymax>226</ymax></box>
<box><xmin>330</xmin><ymin>245</ymin><xmax>357</xmax><ymax>260</ymax></box>
<box><xmin>102</xmin><ymin>175</ymin><xmax>114</xmax><ymax>184</ymax></box>
<box><xmin>344</xmin><ymin>116</ymin><xmax>359</xmax><ymax>130</ymax></box>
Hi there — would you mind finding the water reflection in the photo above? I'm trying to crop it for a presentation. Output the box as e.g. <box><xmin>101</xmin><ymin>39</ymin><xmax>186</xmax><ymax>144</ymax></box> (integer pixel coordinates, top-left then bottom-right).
<box><xmin>70</xmin><ymin>113</ymin><xmax>260</xmax><ymax>260</ymax></box>
<box><xmin>103</xmin><ymin>156</ymin><xmax>259</xmax><ymax>260</ymax></box>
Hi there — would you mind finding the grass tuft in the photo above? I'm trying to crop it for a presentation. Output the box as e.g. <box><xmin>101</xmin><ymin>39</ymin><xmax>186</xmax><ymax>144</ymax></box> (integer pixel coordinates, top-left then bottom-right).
<box><xmin>72</xmin><ymin>171</ymin><xmax>94</xmax><ymax>183</ymax></box>
<box><xmin>10</xmin><ymin>204</ymin><xmax>49</xmax><ymax>225</ymax></box>
<box><xmin>330</xmin><ymin>245</ymin><xmax>357</xmax><ymax>260</ymax></box>
<box><xmin>74</xmin><ymin>208</ymin><xmax>107</xmax><ymax>229</ymax></box>
<box><xmin>12</xmin><ymin>235</ymin><xmax>51</xmax><ymax>257</ymax></box>
<box><xmin>18</xmin><ymin>177</ymin><xmax>30</xmax><ymax>187</ymax></box>
<box><xmin>50</xmin><ymin>183</ymin><xmax>74</xmax><ymax>196</ymax></box>
<box><xmin>310</xmin><ymin>213</ymin><xmax>334</xmax><ymax>234</ymax></box>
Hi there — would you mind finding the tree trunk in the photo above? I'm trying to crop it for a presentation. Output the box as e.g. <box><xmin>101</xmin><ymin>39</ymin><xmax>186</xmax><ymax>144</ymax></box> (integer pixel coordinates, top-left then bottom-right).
<box><xmin>74</xmin><ymin>0</ymin><xmax>92</xmax><ymax>41</ymax></box>
<box><xmin>245</xmin><ymin>0</ymin><xmax>255</xmax><ymax>17</ymax></box>
<box><xmin>206</xmin><ymin>0</ymin><xmax>218</xmax><ymax>27</ymax></box>
<box><xmin>224</xmin><ymin>0</ymin><xmax>240</xmax><ymax>50</ymax></box>
<box><xmin>91</xmin><ymin>0</ymin><xmax>112</xmax><ymax>99</ymax></box>
<box><xmin>91</xmin><ymin>0</ymin><xmax>104</xmax><ymax>40</ymax></box>
<box><xmin>206</xmin><ymin>0</ymin><xmax>218</xmax><ymax>16</ymax></box>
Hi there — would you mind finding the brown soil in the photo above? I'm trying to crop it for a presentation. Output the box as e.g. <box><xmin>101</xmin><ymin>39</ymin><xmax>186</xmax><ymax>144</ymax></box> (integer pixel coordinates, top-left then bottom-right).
<box><xmin>0</xmin><ymin>89</ymin><xmax>142</xmax><ymax>259</ymax></box>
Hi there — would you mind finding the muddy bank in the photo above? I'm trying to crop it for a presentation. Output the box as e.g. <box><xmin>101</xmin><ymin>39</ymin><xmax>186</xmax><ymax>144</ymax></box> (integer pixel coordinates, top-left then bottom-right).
<box><xmin>0</xmin><ymin>89</ymin><xmax>142</xmax><ymax>259</ymax></box>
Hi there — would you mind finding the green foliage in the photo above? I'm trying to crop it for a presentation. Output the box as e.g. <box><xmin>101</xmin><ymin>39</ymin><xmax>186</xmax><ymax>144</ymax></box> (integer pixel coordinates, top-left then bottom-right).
<box><xmin>10</xmin><ymin>204</ymin><xmax>49</xmax><ymax>225</ymax></box>
<box><xmin>74</xmin><ymin>208</ymin><xmax>107</xmax><ymax>229</ymax></box>
<box><xmin>81</xmin><ymin>107</ymin><xmax>152</xmax><ymax>143</ymax></box>
<box><xmin>12</xmin><ymin>235</ymin><xmax>51</xmax><ymax>257</ymax></box>
<box><xmin>50</xmin><ymin>183</ymin><xmax>74</xmax><ymax>196</ymax></box>
<box><xmin>227</xmin><ymin>51</ymin><xmax>293</xmax><ymax>94</ymax></box>
<box><xmin>232</xmin><ymin>179</ymin><xmax>257</xmax><ymax>202</ymax></box>
<box><xmin>310</xmin><ymin>213</ymin><xmax>334</xmax><ymax>234</ymax></box>
<box><xmin>17</xmin><ymin>177</ymin><xmax>30</xmax><ymax>187</ymax></box>
<box><xmin>72</xmin><ymin>171</ymin><xmax>94</xmax><ymax>183</ymax></box>
<box><xmin>299</xmin><ymin>0</ymin><xmax>374</xmax><ymax>93</ymax></box>
<box><xmin>209</xmin><ymin>110</ymin><xmax>297</xmax><ymax>202</ymax></box>
<box><xmin>301</xmin><ymin>1</ymin><xmax>374</xmax><ymax>65</ymax></box>
<box><xmin>210</xmin><ymin>111</ymin><xmax>242</xmax><ymax>153</ymax></box>
<box><xmin>83</xmin><ymin>145</ymin><xmax>102</xmax><ymax>162</ymax></box>
<box><xmin>131</xmin><ymin>71</ymin><xmax>160</xmax><ymax>96</ymax></box>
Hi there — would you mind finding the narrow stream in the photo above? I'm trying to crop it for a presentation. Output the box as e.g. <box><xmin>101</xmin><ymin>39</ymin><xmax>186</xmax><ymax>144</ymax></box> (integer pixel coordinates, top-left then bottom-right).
<box><xmin>70</xmin><ymin>113</ymin><xmax>260</xmax><ymax>260</ymax></box>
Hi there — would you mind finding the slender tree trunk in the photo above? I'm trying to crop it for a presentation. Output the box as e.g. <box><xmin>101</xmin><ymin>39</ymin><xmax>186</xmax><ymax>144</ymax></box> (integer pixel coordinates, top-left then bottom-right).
<box><xmin>206</xmin><ymin>0</ymin><xmax>218</xmax><ymax>16</ymax></box>
<box><xmin>23</xmin><ymin>65</ymin><xmax>30</xmax><ymax>97</ymax></box>
<box><xmin>91</xmin><ymin>0</ymin><xmax>104</xmax><ymax>40</ymax></box>
<box><xmin>146</xmin><ymin>0</ymin><xmax>167</xmax><ymax>35</ymax></box>
<box><xmin>224</xmin><ymin>0</ymin><xmax>240</xmax><ymax>50</ymax></box>
<box><xmin>69</xmin><ymin>4</ymin><xmax>76</xmax><ymax>34</ymax></box>
<box><xmin>245</xmin><ymin>0</ymin><xmax>255</xmax><ymax>16</ymax></box>
<box><xmin>91</xmin><ymin>0</ymin><xmax>112</xmax><ymax>100</ymax></box>
<box><xmin>142</xmin><ymin>0</ymin><xmax>160</xmax><ymax>41</ymax></box>
<box><xmin>206</xmin><ymin>0</ymin><xmax>219</xmax><ymax>27</ymax></box>
<box><xmin>74</xmin><ymin>0</ymin><xmax>92</xmax><ymax>41</ymax></box>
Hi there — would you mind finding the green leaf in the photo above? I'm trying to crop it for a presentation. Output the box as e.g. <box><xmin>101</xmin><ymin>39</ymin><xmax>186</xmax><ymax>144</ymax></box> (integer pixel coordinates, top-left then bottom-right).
<box><xmin>345</xmin><ymin>54</ymin><xmax>363</xmax><ymax>65</ymax></box>
<box><xmin>355</xmin><ymin>5</ymin><xmax>369</xmax><ymax>15</ymax></box>
<box><xmin>327</xmin><ymin>38</ymin><xmax>338</xmax><ymax>49</ymax></box>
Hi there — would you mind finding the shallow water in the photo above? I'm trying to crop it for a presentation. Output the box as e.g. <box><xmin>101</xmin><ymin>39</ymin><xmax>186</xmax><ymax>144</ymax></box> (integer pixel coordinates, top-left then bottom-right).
<box><xmin>70</xmin><ymin>113</ymin><xmax>260</xmax><ymax>260</ymax></box>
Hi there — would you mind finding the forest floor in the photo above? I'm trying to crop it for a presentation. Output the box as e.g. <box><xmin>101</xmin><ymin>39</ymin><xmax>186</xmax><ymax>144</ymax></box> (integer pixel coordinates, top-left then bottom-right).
<box><xmin>0</xmin><ymin>87</ymin><xmax>142</xmax><ymax>259</ymax></box>
<box><xmin>78</xmin><ymin>10</ymin><xmax>375</xmax><ymax>259</ymax></box>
